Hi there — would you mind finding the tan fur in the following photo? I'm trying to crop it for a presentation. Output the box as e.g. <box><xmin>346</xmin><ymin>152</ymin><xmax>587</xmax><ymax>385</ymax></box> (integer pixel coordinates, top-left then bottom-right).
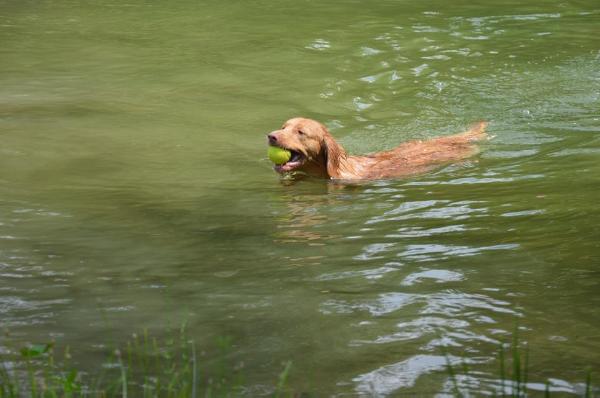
<box><xmin>268</xmin><ymin>118</ymin><xmax>488</xmax><ymax>180</ymax></box>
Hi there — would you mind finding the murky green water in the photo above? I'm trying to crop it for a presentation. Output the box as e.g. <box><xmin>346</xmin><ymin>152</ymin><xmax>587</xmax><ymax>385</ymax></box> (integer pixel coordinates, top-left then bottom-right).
<box><xmin>1</xmin><ymin>0</ymin><xmax>599</xmax><ymax>395</ymax></box>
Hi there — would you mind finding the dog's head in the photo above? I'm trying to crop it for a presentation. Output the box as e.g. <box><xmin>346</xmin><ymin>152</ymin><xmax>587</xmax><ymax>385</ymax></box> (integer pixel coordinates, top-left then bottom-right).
<box><xmin>266</xmin><ymin>117</ymin><xmax>345</xmax><ymax>178</ymax></box>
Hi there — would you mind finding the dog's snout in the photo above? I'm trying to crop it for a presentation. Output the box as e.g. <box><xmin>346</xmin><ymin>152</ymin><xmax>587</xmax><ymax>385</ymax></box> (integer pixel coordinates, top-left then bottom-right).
<box><xmin>267</xmin><ymin>133</ymin><xmax>278</xmax><ymax>145</ymax></box>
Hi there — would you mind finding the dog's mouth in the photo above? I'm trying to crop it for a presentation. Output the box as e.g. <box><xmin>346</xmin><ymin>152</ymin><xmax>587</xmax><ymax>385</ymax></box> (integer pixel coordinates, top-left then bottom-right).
<box><xmin>274</xmin><ymin>149</ymin><xmax>306</xmax><ymax>173</ymax></box>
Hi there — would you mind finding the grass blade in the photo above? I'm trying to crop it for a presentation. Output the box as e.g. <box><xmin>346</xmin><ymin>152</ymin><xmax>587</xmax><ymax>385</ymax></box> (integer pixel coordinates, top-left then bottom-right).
<box><xmin>585</xmin><ymin>370</ymin><xmax>591</xmax><ymax>398</ymax></box>
<box><xmin>191</xmin><ymin>340</ymin><xmax>197</xmax><ymax>398</ymax></box>
<box><xmin>274</xmin><ymin>361</ymin><xmax>292</xmax><ymax>398</ymax></box>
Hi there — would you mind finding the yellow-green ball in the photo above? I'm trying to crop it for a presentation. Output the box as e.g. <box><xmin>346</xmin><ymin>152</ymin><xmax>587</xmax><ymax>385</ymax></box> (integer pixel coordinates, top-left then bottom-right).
<box><xmin>268</xmin><ymin>146</ymin><xmax>291</xmax><ymax>165</ymax></box>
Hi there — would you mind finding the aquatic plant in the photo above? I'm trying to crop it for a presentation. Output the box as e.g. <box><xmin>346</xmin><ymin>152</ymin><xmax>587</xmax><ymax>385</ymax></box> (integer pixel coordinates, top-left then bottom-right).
<box><xmin>444</xmin><ymin>331</ymin><xmax>594</xmax><ymax>397</ymax></box>
<box><xmin>0</xmin><ymin>325</ymin><xmax>292</xmax><ymax>398</ymax></box>
<box><xmin>1</xmin><ymin>326</ymin><xmax>594</xmax><ymax>397</ymax></box>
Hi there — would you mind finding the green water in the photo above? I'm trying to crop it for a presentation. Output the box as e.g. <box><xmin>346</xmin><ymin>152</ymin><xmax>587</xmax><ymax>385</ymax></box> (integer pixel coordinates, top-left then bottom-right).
<box><xmin>1</xmin><ymin>0</ymin><xmax>599</xmax><ymax>395</ymax></box>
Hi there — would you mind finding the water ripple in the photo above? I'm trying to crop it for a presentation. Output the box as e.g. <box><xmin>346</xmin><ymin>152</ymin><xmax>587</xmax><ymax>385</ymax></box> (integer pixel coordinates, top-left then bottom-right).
<box><xmin>354</xmin><ymin>354</ymin><xmax>468</xmax><ymax>396</ymax></box>
<box><xmin>422</xmin><ymin>291</ymin><xmax>520</xmax><ymax>317</ymax></box>
<box><xmin>318</xmin><ymin>262</ymin><xmax>403</xmax><ymax>281</ymax></box>
<box><xmin>360</xmin><ymin>316</ymin><xmax>470</xmax><ymax>345</ymax></box>
<box><xmin>386</xmin><ymin>224</ymin><xmax>471</xmax><ymax>238</ymax></box>
<box><xmin>321</xmin><ymin>292</ymin><xmax>417</xmax><ymax>317</ymax></box>
<box><xmin>305</xmin><ymin>38</ymin><xmax>330</xmax><ymax>51</ymax></box>
<box><xmin>399</xmin><ymin>243</ymin><xmax>519</xmax><ymax>262</ymax></box>
<box><xmin>367</xmin><ymin>200</ymin><xmax>487</xmax><ymax>224</ymax></box>
<box><xmin>353</xmin><ymin>242</ymin><xmax>397</xmax><ymax>261</ymax></box>
<box><xmin>401</xmin><ymin>269</ymin><xmax>464</xmax><ymax>286</ymax></box>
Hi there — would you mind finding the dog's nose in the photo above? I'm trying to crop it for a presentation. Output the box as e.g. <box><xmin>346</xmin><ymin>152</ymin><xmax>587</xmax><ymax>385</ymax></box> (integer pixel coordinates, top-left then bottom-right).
<box><xmin>267</xmin><ymin>133</ymin><xmax>278</xmax><ymax>145</ymax></box>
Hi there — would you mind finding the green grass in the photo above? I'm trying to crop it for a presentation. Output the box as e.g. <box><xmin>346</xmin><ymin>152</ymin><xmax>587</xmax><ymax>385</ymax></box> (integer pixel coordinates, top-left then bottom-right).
<box><xmin>1</xmin><ymin>327</ymin><xmax>596</xmax><ymax>397</ymax></box>
<box><xmin>0</xmin><ymin>325</ymin><xmax>293</xmax><ymax>398</ymax></box>
<box><xmin>444</xmin><ymin>330</ymin><xmax>595</xmax><ymax>397</ymax></box>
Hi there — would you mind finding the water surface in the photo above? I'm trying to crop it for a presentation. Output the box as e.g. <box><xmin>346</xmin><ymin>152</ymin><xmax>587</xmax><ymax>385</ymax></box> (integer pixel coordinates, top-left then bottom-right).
<box><xmin>1</xmin><ymin>0</ymin><xmax>599</xmax><ymax>395</ymax></box>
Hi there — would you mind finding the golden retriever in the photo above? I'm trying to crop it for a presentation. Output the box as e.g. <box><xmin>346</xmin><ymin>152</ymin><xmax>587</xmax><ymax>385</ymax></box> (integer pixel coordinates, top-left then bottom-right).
<box><xmin>267</xmin><ymin>117</ymin><xmax>488</xmax><ymax>180</ymax></box>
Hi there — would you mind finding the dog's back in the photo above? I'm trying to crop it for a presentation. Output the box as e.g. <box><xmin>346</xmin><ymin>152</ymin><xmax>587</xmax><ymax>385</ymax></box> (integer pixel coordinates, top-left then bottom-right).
<box><xmin>346</xmin><ymin>122</ymin><xmax>489</xmax><ymax>179</ymax></box>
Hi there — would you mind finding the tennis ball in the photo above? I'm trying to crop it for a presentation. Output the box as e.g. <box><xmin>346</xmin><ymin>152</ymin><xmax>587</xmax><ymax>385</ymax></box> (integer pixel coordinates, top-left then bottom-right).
<box><xmin>268</xmin><ymin>146</ymin><xmax>292</xmax><ymax>165</ymax></box>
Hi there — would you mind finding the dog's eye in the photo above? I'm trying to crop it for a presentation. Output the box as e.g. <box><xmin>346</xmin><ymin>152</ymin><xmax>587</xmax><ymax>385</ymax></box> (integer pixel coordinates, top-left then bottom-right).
<box><xmin>297</xmin><ymin>130</ymin><xmax>305</xmax><ymax>136</ymax></box>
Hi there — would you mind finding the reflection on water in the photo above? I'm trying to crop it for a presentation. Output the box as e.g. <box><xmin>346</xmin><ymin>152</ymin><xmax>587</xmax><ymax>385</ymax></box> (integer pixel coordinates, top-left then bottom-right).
<box><xmin>1</xmin><ymin>0</ymin><xmax>600</xmax><ymax>395</ymax></box>
<box><xmin>273</xmin><ymin>191</ymin><xmax>340</xmax><ymax>244</ymax></box>
<box><xmin>354</xmin><ymin>354</ymin><xmax>461</xmax><ymax>395</ymax></box>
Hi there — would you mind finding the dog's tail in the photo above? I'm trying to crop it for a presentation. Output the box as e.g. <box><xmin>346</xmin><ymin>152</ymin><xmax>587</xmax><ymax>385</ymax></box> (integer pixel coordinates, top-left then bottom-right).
<box><xmin>463</xmin><ymin>121</ymin><xmax>488</xmax><ymax>141</ymax></box>
<box><xmin>435</xmin><ymin>121</ymin><xmax>489</xmax><ymax>145</ymax></box>
<box><xmin>442</xmin><ymin>121</ymin><xmax>488</xmax><ymax>143</ymax></box>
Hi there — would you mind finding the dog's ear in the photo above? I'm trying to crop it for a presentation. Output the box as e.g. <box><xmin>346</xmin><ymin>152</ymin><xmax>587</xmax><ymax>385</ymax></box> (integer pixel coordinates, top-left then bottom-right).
<box><xmin>323</xmin><ymin>132</ymin><xmax>345</xmax><ymax>179</ymax></box>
